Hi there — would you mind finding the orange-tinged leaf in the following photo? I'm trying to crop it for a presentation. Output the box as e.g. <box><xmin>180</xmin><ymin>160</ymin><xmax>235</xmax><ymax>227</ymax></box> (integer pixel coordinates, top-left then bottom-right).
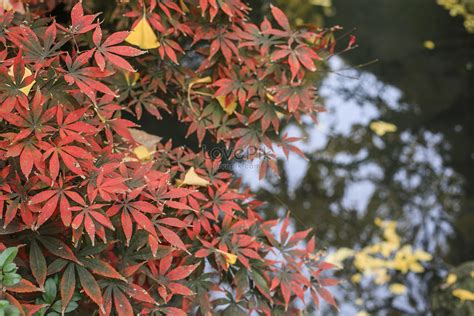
<box><xmin>82</xmin><ymin>257</ymin><xmax>127</xmax><ymax>282</ymax></box>
<box><xmin>166</xmin><ymin>263</ymin><xmax>199</xmax><ymax>281</ymax></box>
<box><xmin>30</xmin><ymin>240</ymin><xmax>47</xmax><ymax>288</ymax></box>
<box><xmin>38</xmin><ymin>236</ymin><xmax>81</xmax><ymax>264</ymax></box>
<box><xmin>77</xmin><ymin>265</ymin><xmax>104</xmax><ymax>312</ymax></box>
<box><xmin>126</xmin><ymin>284</ymin><xmax>156</xmax><ymax>304</ymax></box>
<box><xmin>157</xmin><ymin>224</ymin><xmax>187</xmax><ymax>252</ymax></box>
<box><xmin>22</xmin><ymin>303</ymin><xmax>47</xmax><ymax>316</ymax></box>
<box><xmin>280</xmin><ymin>281</ymin><xmax>291</xmax><ymax>310</ymax></box>
<box><xmin>318</xmin><ymin>287</ymin><xmax>337</xmax><ymax>308</ymax></box>
<box><xmin>4</xmin><ymin>292</ymin><xmax>26</xmax><ymax>316</ymax></box>
<box><xmin>113</xmin><ymin>288</ymin><xmax>134</xmax><ymax>316</ymax></box>
<box><xmin>60</xmin><ymin>263</ymin><xmax>76</xmax><ymax>313</ymax></box>
<box><xmin>7</xmin><ymin>278</ymin><xmax>42</xmax><ymax>293</ymax></box>
<box><xmin>122</xmin><ymin>262</ymin><xmax>145</xmax><ymax>278</ymax></box>
<box><xmin>167</xmin><ymin>282</ymin><xmax>194</xmax><ymax>296</ymax></box>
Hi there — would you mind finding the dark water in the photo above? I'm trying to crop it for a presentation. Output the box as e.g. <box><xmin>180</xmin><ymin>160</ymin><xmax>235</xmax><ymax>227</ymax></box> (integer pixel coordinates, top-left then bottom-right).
<box><xmin>244</xmin><ymin>0</ymin><xmax>474</xmax><ymax>314</ymax></box>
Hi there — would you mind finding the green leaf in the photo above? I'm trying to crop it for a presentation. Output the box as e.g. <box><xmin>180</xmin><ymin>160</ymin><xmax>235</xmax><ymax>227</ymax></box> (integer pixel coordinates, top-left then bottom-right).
<box><xmin>30</xmin><ymin>240</ymin><xmax>47</xmax><ymax>288</ymax></box>
<box><xmin>51</xmin><ymin>300</ymin><xmax>62</xmax><ymax>313</ymax></box>
<box><xmin>0</xmin><ymin>247</ymin><xmax>18</xmax><ymax>267</ymax></box>
<box><xmin>0</xmin><ymin>300</ymin><xmax>20</xmax><ymax>316</ymax></box>
<box><xmin>2</xmin><ymin>273</ymin><xmax>21</xmax><ymax>287</ymax></box>
<box><xmin>64</xmin><ymin>301</ymin><xmax>78</xmax><ymax>313</ymax></box>
<box><xmin>44</xmin><ymin>278</ymin><xmax>58</xmax><ymax>304</ymax></box>
<box><xmin>47</xmin><ymin>258</ymin><xmax>68</xmax><ymax>276</ymax></box>
<box><xmin>51</xmin><ymin>299</ymin><xmax>78</xmax><ymax>314</ymax></box>
<box><xmin>77</xmin><ymin>243</ymin><xmax>110</xmax><ymax>257</ymax></box>
<box><xmin>3</xmin><ymin>263</ymin><xmax>17</xmax><ymax>274</ymax></box>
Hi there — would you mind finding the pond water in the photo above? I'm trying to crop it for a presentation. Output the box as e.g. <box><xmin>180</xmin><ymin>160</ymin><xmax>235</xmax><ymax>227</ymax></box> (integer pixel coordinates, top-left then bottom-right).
<box><xmin>243</xmin><ymin>0</ymin><xmax>474</xmax><ymax>314</ymax></box>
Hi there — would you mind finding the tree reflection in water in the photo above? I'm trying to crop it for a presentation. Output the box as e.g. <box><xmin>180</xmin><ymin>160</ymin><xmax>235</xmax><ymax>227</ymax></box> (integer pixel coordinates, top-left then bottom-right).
<box><xmin>238</xmin><ymin>0</ymin><xmax>474</xmax><ymax>313</ymax></box>
<box><xmin>236</xmin><ymin>56</ymin><xmax>463</xmax><ymax>314</ymax></box>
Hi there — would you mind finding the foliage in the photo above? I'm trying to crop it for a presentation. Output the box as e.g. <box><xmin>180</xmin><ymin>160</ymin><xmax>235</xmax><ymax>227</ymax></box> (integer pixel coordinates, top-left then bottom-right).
<box><xmin>0</xmin><ymin>0</ymin><xmax>352</xmax><ymax>314</ymax></box>
<box><xmin>437</xmin><ymin>0</ymin><xmax>474</xmax><ymax>32</ymax></box>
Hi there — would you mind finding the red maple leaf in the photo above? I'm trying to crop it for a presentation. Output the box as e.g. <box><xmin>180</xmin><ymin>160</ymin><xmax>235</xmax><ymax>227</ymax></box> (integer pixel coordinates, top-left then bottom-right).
<box><xmin>92</xmin><ymin>24</ymin><xmax>145</xmax><ymax>72</ymax></box>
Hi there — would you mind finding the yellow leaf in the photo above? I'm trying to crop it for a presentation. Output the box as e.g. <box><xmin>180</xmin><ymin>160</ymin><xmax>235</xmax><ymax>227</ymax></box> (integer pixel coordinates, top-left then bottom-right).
<box><xmin>1</xmin><ymin>0</ymin><xmax>13</xmax><ymax>10</ymax></box>
<box><xmin>414</xmin><ymin>249</ymin><xmax>433</xmax><ymax>261</ymax></box>
<box><xmin>124</xmin><ymin>72</ymin><xmax>140</xmax><ymax>86</ymax></box>
<box><xmin>181</xmin><ymin>167</ymin><xmax>210</xmax><ymax>187</ymax></box>
<box><xmin>389</xmin><ymin>283</ymin><xmax>407</xmax><ymax>295</ymax></box>
<box><xmin>190</xmin><ymin>76</ymin><xmax>213</xmax><ymax>85</ymax></box>
<box><xmin>374</xmin><ymin>217</ymin><xmax>383</xmax><ymax>226</ymax></box>
<box><xmin>125</xmin><ymin>16</ymin><xmax>160</xmax><ymax>50</ymax></box>
<box><xmin>356</xmin><ymin>311</ymin><xmax>370</xmax><ymax>316</ymax></box>
<box><xmin>276</xmin><ymin>111</ymin><xmax>285</xmax><ymax>120</ymax></box>
<box><xmin>179</xmin><ymin>0</ymin><xmax>190</xmax><ymax>13</ymax></box>
<box><xmin>409</xmin><ymin>262</ymin><xmax>424</xmax><ymax>273</ymax></box>
<box><xmin>1</xmin><ymin>0</ymin><xmax>24</xmax><ymax>13</ymax></box>
<box><xmin>452</xmin><ymin>288</ymin><xmax>474</xmax><ymax>301</ymax></box>
<box><xmin>8</xmin><ymin>65</ymin><xmax>35</xmax><ymax>96</ymax></box>
<box><xmin>351</xmin><ymin>273</ymin><xmax>362</xmax><ymax>283</ymax></box>
<box><xmin>423</xmin><ymin>40</ymin><xmax>435</xmax><ymax>50</ymax></box>
<box><xmin>216</xmin><ymin>95</ymin><xmax>237</xmax><ymax>115</ymax></box>
<box><xmin>374</xmin><ymin>269</ymin><xmax>391</xmax><ymax>285</ymax></box>
<box><xmin>310</xmin><ymin>0</ymin><xmax>332</xmax><ymax>7</ymax></box>
<box><xmin>445</xmin><ymin>273</ymin><xmax>457</xmax><ymax>287</ymax></box>
<box><xmin>369</xmin><ymin>121</ymin><xmax>397</xmax><ymax>136</ymax></box>
<box><xmin>471</xmin><ymin>271</ymin><xmax>474</xmax><ymax>278</ymax></box>
<box><xmin>324</xmin><ymin>247</ymin><xmax>355</xmax><ymax>269</ymax></box>
<box><xmin>266</xmin><ymin>92</ymin><xmax>275</xmax><ymax>102</ymax></box>
<box><xmin>133</xmin><ymin>145</ymin><xmax>154</xmax><ymax>161</ymax></box>
<box><xmin>216</xmin><ymin>249</ymin><xmax>238</xmax><ymax>265</ymax></box>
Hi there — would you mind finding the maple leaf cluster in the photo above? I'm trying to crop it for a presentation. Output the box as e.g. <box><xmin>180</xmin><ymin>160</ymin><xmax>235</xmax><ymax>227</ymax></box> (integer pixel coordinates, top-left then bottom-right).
<box><xmin>0</xmin><ymin>1</ymin><xmax>350</xmax><ymax>315</ymax></box>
